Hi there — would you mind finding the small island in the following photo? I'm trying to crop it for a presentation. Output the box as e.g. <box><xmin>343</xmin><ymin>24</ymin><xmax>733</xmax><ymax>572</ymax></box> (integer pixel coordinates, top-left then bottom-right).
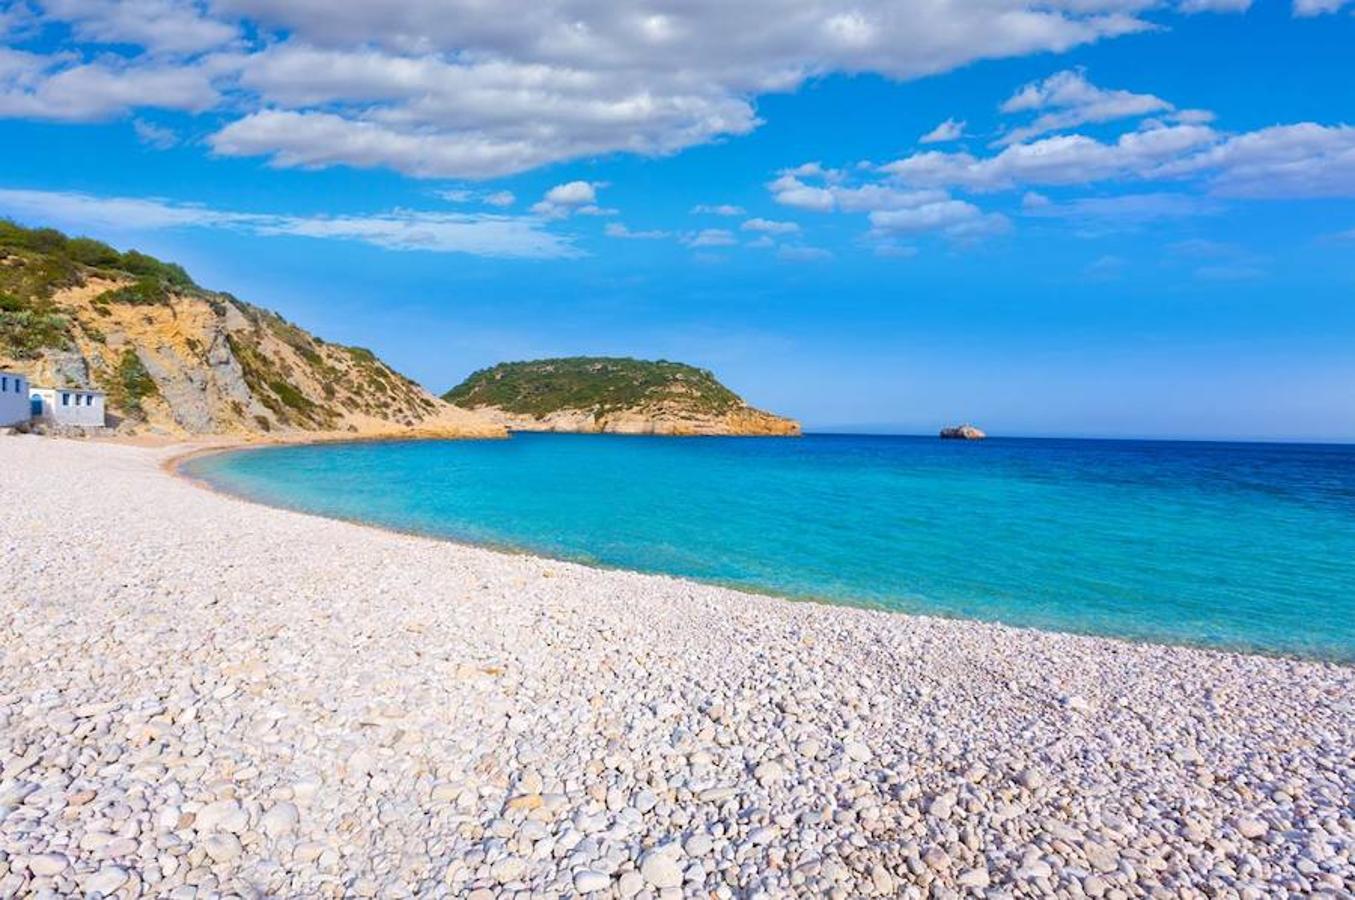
<box><xmin>941</xmin><ymin>424</ymin><xmax>987</xmax><ymax>440</ymax></box>
<box><xmin>444</xmin><ymin>356</ymin><xmax>801</xmax><ymax>436</ymax></box>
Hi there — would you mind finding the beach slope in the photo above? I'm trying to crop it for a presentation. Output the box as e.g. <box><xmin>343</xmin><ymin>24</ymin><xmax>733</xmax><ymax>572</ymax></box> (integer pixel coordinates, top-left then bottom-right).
<box><xmin>0</xmin><ymin>436</ymin><xmax>1350</xmax><ymax>897</ymax></box>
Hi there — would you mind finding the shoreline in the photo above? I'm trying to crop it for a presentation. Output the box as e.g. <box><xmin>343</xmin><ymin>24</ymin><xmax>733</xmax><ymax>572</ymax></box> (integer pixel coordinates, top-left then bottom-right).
<box><xmin>173</xmin><ymin>436</ymin><xmax>1354</xmax><ymax>669</ymax></box>
<box><xmin>3</xmin><ymin>435</ymin><xmax>1352</xmax><ymax>897</ymax></box>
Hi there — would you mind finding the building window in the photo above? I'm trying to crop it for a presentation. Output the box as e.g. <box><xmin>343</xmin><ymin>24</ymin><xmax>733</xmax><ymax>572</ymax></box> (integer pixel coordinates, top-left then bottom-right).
<box><xmin>62</xmin><ymin>393</ymin><xmax>70</xmax><ymax>406</ymax></box>
<box><xmin>1</xmin><ymin>377</ymin><xmax>6</xmax><ymax>391</ymax></box>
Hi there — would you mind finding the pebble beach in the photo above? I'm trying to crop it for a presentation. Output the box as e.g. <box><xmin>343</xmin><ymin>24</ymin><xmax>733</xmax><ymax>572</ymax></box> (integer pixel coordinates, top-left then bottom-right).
<box><xmin>1</xmin><ymin>435</ymin><xmax>1352</xmax><ymax>898</ymax></box>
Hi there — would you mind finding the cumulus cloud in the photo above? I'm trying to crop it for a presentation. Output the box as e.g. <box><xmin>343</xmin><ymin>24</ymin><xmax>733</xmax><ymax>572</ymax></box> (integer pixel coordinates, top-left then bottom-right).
<box><xmin>920</xmin><ymin>118</ymin><xmax>965</xmax><ymax>144</ymax></box>
<box><xmin>10</xmin><ymin>0</ymin><xmax>1171</xmax><ymax>178</ymax></box>
<box><xmin>996</xmin><ymin>69</ymin><xmax>1173</xmax><ymax>145</ymax></box>
<box><xmin>685</xmin><ymin>228</ymin><xmax>737</xmax><ymax>247</ymax></box>
<box><xmin>0</xmin><ymin>187</ymin><xmax>580</xmax><ymax>258</ymax></box>
<box><xmin>741</xmin><ymin>217</ymin><xmax>800</xmax><ymax>234</ymax></box>
<box><xmin>1158</xmin><ymin>123</ymin><xmax>1355</xmax><ymax>198</ymax></box>
<box><xmin>0</xmin><ymin>49</ymin><xmax>220</xmax><ymax>121</ymax></box>
<box><xmin>531</xmin><ymin>181</ymin><xmax>610</xmax><ymax>218</ymax></box>
<box><xmin>868</xmin><ymin>200</ymin><xmax>1010</xmax><ymax>238</ymax></box>
<box><xmin>769</xmin><ymin>162</ymin><xmax>1004</xmax><ymax>241</ymax></box>
<box><xmin>770</xmin><ymin>171</ymin><xmax>947</xmax><ymax>213</ymax></box>
<box><xmin>39</xmin><ymin>0</ymin><xmax>240</xmax><ymax>54</ymax></box>
<box><xmin>765</xmin><ymin>66</ymin><xmax>1355</xmax><ymax>252</ymax></box>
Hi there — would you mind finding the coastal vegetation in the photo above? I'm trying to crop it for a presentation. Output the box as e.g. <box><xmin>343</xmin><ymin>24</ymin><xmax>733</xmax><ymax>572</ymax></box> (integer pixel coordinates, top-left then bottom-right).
<box><xmin>108</xmin><ymin>348</ymin><xmax>159</xmax><ymax>420</ymax></box>
<box><xmin>443</xmin><ymin>356</ymin><xmax>799</xmax><ymax>435</ymax></box>
<box><xmin>446</xmin><ymin>357</ymin><xmax>743</xmax><ymax>417</ymax></box>
<box><xmin>0</xmin><ymin>219</ymin><xmax>500</xmax><ymax>438</ymax></box>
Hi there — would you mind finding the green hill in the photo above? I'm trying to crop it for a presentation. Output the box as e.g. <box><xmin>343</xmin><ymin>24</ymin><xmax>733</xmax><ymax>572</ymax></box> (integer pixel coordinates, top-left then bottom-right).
<box><xmin>443</xmin><ymin>357</ymin><xmax>800</xmax><ymax>436</ymax></box>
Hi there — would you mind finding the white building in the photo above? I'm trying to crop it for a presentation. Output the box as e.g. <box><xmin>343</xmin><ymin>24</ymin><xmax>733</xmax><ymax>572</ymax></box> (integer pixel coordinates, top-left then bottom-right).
<box><xmin>0</xmin><ymin>371</ymin><xmax>31</xmax><ymax>427</ymax></box>
<box><xmin>30</xmin><ymin>386</ymin><xmax>107</xmax><ymax>428</ymax></box>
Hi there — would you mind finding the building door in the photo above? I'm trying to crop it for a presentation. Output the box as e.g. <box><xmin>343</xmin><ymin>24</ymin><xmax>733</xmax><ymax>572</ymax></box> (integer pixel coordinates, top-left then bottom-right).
<box><xmin>31</xmin><ymin>397</ymin><xmax>42</xmax><ymax>416</ymax></box>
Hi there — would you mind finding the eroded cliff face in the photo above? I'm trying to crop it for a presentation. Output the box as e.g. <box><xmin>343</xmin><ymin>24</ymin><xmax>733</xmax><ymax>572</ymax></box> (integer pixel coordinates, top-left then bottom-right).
<box><xmin>1</xmin><ymin>274</ymin><xmax>503</xmax><ymax>439</ymax></box>
<box><xmin>472</xmin><ymin>403</ymin><xmax>801</xmax><ymax>436</ymax></box>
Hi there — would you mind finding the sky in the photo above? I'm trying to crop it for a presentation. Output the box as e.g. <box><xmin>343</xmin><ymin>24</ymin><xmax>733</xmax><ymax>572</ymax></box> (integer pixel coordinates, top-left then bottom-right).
<box><xmin>0</xmin><ymin>0</ymin><xmax>1352</xmax><ymax>441</ymax></box>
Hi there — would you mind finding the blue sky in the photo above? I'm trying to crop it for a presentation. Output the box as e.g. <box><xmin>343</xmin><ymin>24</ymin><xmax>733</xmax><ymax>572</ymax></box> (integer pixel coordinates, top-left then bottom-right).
<box><xmin>1</xmin><ymin>0</ymin><xmax>1352</xmax><ymax>440</ymax></box>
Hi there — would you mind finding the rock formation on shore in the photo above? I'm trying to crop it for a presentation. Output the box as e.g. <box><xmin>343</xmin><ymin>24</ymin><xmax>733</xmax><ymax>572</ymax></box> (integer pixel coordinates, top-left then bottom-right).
<box><xmin>444</xmin><ymin>357</ymin><xmax>801</xmax><ymax>436</ymax></box>
<box><xmin>941</xmin><ymin>424</ymin><xmax>987</xmax><ymax>440</ymax></box>
<box><xmin>0</xmin><ymin>221</ymin><xmax>503</xmax><ymax>439</ymax></box>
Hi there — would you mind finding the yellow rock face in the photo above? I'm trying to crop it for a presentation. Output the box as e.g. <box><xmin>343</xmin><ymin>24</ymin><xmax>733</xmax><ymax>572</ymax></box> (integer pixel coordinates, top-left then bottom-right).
<box><xmin>474</xmin><ymin>404</ymin><xmax>801</xmax><ymax>436</ymax></box>
<box><xmin>1</xmin><ymin>277</ymin><xmax>504</xmax><ymax>440</ymax></box>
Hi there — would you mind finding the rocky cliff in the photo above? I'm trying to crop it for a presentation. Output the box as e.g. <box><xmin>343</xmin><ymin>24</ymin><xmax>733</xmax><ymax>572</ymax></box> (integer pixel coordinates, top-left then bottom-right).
<box><xmin>0</xmin><ymin>222</ymin><xmax>503</xmax><ymax>439</ymax></box>
<box><xmin>443</xmin><ymin>357</ymin><xmax>800</xmax><ymax>436</ymax></box>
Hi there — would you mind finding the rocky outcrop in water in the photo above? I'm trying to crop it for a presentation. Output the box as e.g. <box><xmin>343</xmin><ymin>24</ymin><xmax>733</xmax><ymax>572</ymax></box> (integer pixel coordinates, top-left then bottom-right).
<box><xmin>940</xmin><ymin>424</ymin><xmax>987</xmax><ymax>440</ymax></box>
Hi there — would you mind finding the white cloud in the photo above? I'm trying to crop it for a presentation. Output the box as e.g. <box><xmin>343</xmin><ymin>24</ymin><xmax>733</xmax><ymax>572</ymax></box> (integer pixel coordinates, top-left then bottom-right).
<box><xmin>70</xmin><ymin>0</ymin><xmax>1156</xmax><ymax>178</ymax></box>
<box><xmin>996</xmin><ymin>69</ymin><xmax>1173</xmax><ymax>145</ymax></box>
<box><xmin>133</xmin><ymin>118</ymin><xmax>178</xmax><ymax>149</ymax></box>
<box><xmin>685</xmin><ymin>228</ymin><xmax>737</xmax><ymax>247</ymax></box>
<box><xmin>530</xmin><ymin>181</ymin><xmax>609</xmax><ymax>218</ymax></box>
<box><xmin>884</xmin><ymin>118</ymin><xmax>1355</xmax><ymax>201</ymax></box>
<box><xmin>770</xmin><ymin>162</ymin><xmax>1005</xmax><ymax>241</ymax></box>
<box><xmin>605</xmin><ymin>222</ymin><xmax>668</xmax><ymax>239</ymax></box>
<box><xmin>920</xmin><ymin>118</ymin><xmax>965</xmax><ymax>143</ymax></box>
<box><xmin>1177</xmin><ymin>0</ymin><xmax>1252</xmax><ymax>11</ymax></box>
<box><xmin>0</xmin><ymin>187</ymin><xmax>580</xmax><ymax>258</ymax></box>
<box><xmin>882</xmin><ymin>124</ymin><xmax>1219</xmax><ymax>190</ymax></box>
<box><xmin>1159</xmin><ymin>123</ymin><xmax>1355</xmax><ymax>198</ymax></box>
<box><xmin>868</xmin><ymin>200</ymin><xmax>1010</xmax><ymax>238</ymax></box>
<box><xmin>741</xmin><ymin>217</ymin><xmax>800</xmax><ymax>234</ymax></box>
<box><xmin>0</xmin><ymin>50</ymin><xmax>220</xmax><ymax>121</ymax></box>
<box><xmin>39</xmin><ymin>0</ymin><xmax>240</xmax><ymax>54</ymax></box>
<box><xmin>1293</xmin><ymin>0</ymin><xmax>1352</xmax><ymax>14</ymax></box>
<box><xmin>543</xmin><ymin>181</ymin><xmax>597</xmax><ymax>205</ymax></box>
<box><xmin>437</xmin><ymin>187</ymin><xmax>517</xmax><ymax>208</ymax></box>
<box><xmin>575</xmin><ymin>204</ymin><xmax>619</xmax><ymax>216</ymax></box>
<box><xmin>770</xmin><ymin>171</ymin><xmax>947</xmax><ymax>213</ymax></box>
<box><xmin>691</xmin><ymin>203</ymin><xmax>745</xmax><ymax>216</ymax></box>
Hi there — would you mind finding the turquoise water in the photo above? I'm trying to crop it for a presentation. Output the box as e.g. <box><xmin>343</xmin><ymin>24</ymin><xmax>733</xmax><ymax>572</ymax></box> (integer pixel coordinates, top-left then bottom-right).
<box><xmin>186</xmin><ymin>434</ymin><xmax>1355</xmax><ymax>662</ymax></box>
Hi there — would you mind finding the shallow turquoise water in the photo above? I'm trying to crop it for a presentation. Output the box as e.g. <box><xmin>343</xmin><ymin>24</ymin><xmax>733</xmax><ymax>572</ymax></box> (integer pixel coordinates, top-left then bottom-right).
<box><xmin>186</xmin><ymin>434</ymin><xmax>1355</xmax><ymax>661</ymax></box>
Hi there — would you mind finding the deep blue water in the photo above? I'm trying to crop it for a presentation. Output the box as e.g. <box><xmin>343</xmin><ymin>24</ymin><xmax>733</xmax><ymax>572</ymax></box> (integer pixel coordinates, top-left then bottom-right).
<box><xmin>185</xmin><ymin>434</ymin><xmax>1355</xmax><ymax>662</ymax></box>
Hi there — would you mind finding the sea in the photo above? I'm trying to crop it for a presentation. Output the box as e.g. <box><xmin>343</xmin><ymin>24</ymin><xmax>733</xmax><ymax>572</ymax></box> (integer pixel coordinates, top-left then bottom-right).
<box><xmin>185</xmin><ymin>433</ymin><xmax>1355</xmax><ymax>662</ymax></box>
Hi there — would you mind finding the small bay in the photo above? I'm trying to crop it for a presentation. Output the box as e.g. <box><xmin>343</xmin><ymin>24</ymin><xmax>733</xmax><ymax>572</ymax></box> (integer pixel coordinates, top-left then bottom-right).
<box><xmin>186</xmin><ymin>433</ymin><xmax>1355</xmax><ymax>662</ymax></box>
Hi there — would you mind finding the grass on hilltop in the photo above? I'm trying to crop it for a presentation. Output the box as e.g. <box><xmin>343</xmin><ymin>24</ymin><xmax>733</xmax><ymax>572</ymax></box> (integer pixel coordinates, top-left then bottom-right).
<box><xmin>443</xmin><ymin>356</ymin><xmax>744</xmax><ymax>418</ymax></box>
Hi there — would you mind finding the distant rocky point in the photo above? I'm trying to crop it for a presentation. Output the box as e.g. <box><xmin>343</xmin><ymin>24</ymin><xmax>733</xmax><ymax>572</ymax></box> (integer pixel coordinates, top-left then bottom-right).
<box><xmin>443</xmin><ymin>357</ymin><xmax>801</xmax><ymax>436</ymax></box>
<box><xmin>940</xmin><ymin>424</ymin><xmax>987</xmax><ymax>440</ymax></box>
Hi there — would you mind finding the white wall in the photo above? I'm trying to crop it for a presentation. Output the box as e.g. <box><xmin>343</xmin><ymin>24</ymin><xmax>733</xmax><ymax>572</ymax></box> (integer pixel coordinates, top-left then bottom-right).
<box><xmin>0</xmin><ymin>372</ymin><xmax>31</xmax><ymax>427</ymax></box>
<box><xmin>31</xmin><ymin>387</ymin><xmax>107</xmax><ymax>427</ymax></box>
